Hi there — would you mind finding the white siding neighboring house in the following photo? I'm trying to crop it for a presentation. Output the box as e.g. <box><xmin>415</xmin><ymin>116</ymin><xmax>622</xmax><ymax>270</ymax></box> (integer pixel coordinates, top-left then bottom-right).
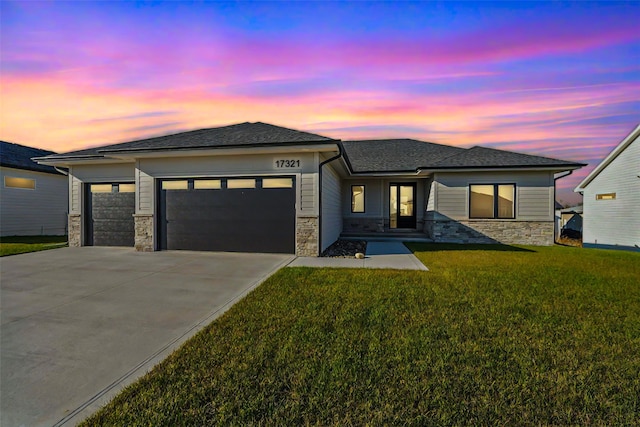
<box><xmin>575</xmin><ymin>124</ymin><xmax>640</xmax><ymax>251</ymax></box>
<box><xmin>1</xmin><ymin>141</ymin><xmax>69</xmax><ymax>236</ymax></box>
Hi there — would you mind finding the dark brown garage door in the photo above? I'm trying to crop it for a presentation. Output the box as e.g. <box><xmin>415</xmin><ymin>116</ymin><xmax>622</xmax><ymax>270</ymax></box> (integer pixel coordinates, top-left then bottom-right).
<box><xmin>85</xmin><ymin>183</ymin><xmax>135</xmax><ymax>246</ymax></box>
<box><xmin>158</xmin><ymin>177</ymin><xmax>295</xmax><ymax>254</ymax></box>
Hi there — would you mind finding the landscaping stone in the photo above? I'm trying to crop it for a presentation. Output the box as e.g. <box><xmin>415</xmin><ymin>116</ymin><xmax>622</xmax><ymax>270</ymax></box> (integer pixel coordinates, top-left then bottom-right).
<box><xmin>321</xmin><ymin>239</ymin><xmax>367</xmax><ymax>258</ymax></box>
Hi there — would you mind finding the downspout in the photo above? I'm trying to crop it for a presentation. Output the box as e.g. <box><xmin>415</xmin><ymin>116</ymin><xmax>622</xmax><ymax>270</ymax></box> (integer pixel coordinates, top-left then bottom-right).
<box><xmin>54</xmin><ymin>166</ymin><xmax>69</xmax><ymax>176</ymax></box>
<box><xmin>317</xmin><ymin>143</ymin><xmax>343</xmax><ymax>255</ymax></box>
<box><xmin>553</xmin><ymin>170</ymin><xmax>573</xmax><ymax>242</ymax></box>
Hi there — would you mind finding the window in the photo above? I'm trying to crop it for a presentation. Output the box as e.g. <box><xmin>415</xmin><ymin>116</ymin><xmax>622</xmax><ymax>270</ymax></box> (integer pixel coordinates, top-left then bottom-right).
<box><xmin>263</xmin><ymin>178</ymin><xmax>293</xmax><ymax>188</ymax></box>
<box><xmin>4</xmin><ymin>176</ymin><xmax>36</xmax><ymax>189</ymax></box>
<box><xmin>227</xmin><ymin>179</ymin><xmax>256</xmax><ymax>189</ymax></box>
<box><xmin>596</xmin><ymin>193</ymin><xmax>616</xmax><ymax>200</ymax></box>
<box><xmin>162</xmin><ymin>180</ymin><xmax>188</xmax><ymax>190</ymax></box>
<box><xmin>194</xmin><ymin>179</ymin><xmax>221</xmax><ymax>189</ymax></box>
<box><xmin>351</xmin><ymin>185</ymin><xmax>365</xmax><ymax>213</ymax></box>
<box><xmin>469</xmin><ymin>184</ymin><xmax>515</xmax><ymax>219</ymax></box>
<box><xmin>90</xmin><ymin>184</ymin><xmax>113</xmax><ymax>193</ymax></box>
<box><xmin>118</xmin><ymin>183</ymin><xmax>136</xmax><ymax>193</ymax></box>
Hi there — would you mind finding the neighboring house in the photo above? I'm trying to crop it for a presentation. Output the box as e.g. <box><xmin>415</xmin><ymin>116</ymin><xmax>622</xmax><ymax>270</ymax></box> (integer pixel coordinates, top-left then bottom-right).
<box><xmin>1</xmin><ymin>141</ymin><xmax>69</xmax><ymax>236</ymax></box>
<box><xmin>35</xmin><ymin>122</ymin><xmax>584</xmax><ymax>255</ymax></box>
<box><xmin>575</xmin><ymin>124</ymin><xmax>640</xmax><ymax>251</ymax></box>
<box><xmin>555</xmin><ymin>205</ymin><xmax>583</xmax><ymax>239</ymax></box>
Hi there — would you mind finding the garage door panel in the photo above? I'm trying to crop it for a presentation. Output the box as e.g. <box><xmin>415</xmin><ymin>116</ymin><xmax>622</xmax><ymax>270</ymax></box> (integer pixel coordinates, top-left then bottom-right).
<box><xmin>87</xmin><ymin>189</ymin><xmax>135</xmax><ymax>247</ymax></box>
<box><xmin>93</xmin><ymin>230</ymin><xmax>136</xmax><ymax>247</ymax></box>
<box><xmin>160</xmin><ymin>180</ymin><xmax>295</xmax><ymax>254</ymax></box>
<box><xmin>92</xmin><ymin>219</ymin><xmax>134</xmax><ymax>233</ymax></box>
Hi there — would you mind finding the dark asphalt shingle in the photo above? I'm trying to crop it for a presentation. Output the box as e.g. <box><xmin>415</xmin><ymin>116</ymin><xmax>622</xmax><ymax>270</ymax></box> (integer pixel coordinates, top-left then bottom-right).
<box><xmin>0</xmin><ymin>141</ymin><xmax>62</xmax><ymax>174</ymax></box>
<box><xmin>341</xmin><ymin>139</ymin><xmax>466</xmax><ymax>172</ymax></box>
<box><xmin>342</xmin><ymin>140</ymin><xmax>585</xmax><ymax>172</ymax></box>
<box><xmin>40</xmin><ymin>122</ymin><xmax>337</xmax><ymax>160</ymax></box>
<box><xmin>431</xmin><ymin>146</ymin><xmax>585</xmax><ymax>168</ymax></box>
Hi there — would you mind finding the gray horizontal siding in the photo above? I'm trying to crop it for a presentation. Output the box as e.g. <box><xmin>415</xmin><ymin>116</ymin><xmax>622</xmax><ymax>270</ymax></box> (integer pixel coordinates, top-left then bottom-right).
<box><xmin>321</xmin><ymin>164</ymin><xmax>342</xmax><ymax>251</ymax></box>
<box><xmin>434</xmin><ymin>171</ymin><xmax>554</xmax><ymax>221</ymax></box>
<box><xmin>1</xmin><ymin>167</ymin><xmax>68</xmax><ymax>236</ymax></box>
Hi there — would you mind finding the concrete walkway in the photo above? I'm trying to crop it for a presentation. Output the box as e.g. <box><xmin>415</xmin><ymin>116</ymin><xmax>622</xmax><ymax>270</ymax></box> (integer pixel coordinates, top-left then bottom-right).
<box><xmin>1</xmin><ymin>247</ymin><xmax>293</xmax><ymax>427</ymax></box>
<box><xmin>288</xmin><ymin>241</ymin><xmax>428</xmax><ymax>270</ymax></box>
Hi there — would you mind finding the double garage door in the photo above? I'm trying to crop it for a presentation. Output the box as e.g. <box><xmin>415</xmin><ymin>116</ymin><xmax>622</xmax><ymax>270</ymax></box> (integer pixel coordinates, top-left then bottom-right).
<box><xmin>85</xmin><ymin>177</ymin><xmax>296</xmax><ymax>254</ymax></box>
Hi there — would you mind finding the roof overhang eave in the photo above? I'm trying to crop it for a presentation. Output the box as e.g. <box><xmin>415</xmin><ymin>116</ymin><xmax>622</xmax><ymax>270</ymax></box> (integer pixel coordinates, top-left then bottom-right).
<box><xmin>420</xmin><ymin>164</ymin><xmax>586</xmax><ymax>174</ymax></box>
<box><xmin>98</xmin><ymin>142</ymin><xmax>341</xmax><ymax>159</ymax></box>
<box><xmin>575</xmin><ymin>123</ymin><xmax>640</xmax><ymax>191</ymax></box>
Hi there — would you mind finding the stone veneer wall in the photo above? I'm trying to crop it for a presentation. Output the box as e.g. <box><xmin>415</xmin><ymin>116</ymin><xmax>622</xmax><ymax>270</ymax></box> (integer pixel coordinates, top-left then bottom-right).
<box><xmin>68</xmin><ymin>214</ymin><xmax>82</xmax><ymax>247</ymax></box>
<box><xmin>134</xmin><ymin>214</ymin><xmax>154</xmax><ymax>252</ymax></box>
<box><xmin>296</xmin><ymin>216</ymin><xmax>318</xmax><ymax>256</ymax></box>
<box><xmin>343</xmin><ymin>217</ymin><xmax>384</xmax><ymax>233</ymax></box>
<box><xmin>428</xmin><ymin>219</ymin><xmax>554</xmax><ymax>246</ymax></box>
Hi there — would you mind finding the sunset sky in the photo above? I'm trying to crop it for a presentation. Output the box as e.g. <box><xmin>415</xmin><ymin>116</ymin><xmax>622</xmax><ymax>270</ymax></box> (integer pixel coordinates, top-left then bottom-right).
<box><xmin>1</xmin><ymin>1</ymin><xmax>638</xmax><ymax>204</ymax></box>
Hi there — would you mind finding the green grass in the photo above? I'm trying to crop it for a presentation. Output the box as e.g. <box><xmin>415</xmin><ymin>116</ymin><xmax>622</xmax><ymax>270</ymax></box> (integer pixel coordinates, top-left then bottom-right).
<box><xmin>83</xmin><ymin>244</ymin><xmax>639</xmax><ymax>426</ymax></box>
<box><xmin>0</xmin><ymin>235</ymin><xmax>67</xmax><ymax>256</ymax></box>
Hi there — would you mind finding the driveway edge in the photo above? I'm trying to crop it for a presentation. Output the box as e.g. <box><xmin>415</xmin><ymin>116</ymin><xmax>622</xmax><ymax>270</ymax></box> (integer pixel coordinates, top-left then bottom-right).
<box><xmin>54</xmin><ymin>254</ymin><xmax>295</xmax><ymax>427</ymax></box>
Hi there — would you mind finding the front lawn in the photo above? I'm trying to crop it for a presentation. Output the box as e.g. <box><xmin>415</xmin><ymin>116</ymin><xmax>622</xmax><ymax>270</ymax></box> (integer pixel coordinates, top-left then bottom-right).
<box><xmin>83</xmin><ymin>244</ymin><xmax>639</xmax><ymax>426</ymax></box>
<box><xmin>0</xmin><ymin>235</ymin><xmax>67</xmax><ymax>256</ymax></box>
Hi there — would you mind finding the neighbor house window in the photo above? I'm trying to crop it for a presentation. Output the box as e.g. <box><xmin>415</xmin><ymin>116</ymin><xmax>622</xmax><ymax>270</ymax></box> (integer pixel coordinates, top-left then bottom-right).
<box><xmin>4</xmin><ymin>176</ymin><xmax>35</xmax><ymax>189</ymax></box>
<box><xmin>469</xmin><ymin>184</ymin><xmax>515</xmax><ymax>219</ymax></box>
<box><xmin>596</xmin><ymin>193</ymin><xmax>616</xmax><ymax>200</ymax></box>
<box><xmin>351</xmin><ymin>185</ymin><xmax>365</xmax><ymax>213</ymax></box>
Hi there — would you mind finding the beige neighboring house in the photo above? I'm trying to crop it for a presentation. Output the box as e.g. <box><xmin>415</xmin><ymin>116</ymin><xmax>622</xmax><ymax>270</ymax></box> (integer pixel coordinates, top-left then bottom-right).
<box><xmin>34</xmin><ymin>122</ymin><xmax>584</xmax><ymax>256</ymax></box>
<box><xmin>575</xmin><ymin>124</ymin><xmax>640</xmax><ymax>252</ymax></box>
<box><xmin>1</xmin><ymin>141</ymin><xmax>68</xmax><ymax>236</ymax></box>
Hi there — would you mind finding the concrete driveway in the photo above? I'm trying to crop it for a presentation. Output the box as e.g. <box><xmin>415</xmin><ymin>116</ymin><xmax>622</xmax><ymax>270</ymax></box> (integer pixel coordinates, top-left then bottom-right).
<box><xmin>0</xmin><ymin>247</ymin><xmax>293</xmax><ymax>427</ymax></box>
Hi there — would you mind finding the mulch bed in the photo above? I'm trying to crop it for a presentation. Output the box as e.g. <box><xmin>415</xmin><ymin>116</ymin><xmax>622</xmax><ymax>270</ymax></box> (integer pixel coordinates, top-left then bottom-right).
<box><xmin>321</xmin><ymin>239</ymin><xmax>367</xmax><ymax>258</ymax></box>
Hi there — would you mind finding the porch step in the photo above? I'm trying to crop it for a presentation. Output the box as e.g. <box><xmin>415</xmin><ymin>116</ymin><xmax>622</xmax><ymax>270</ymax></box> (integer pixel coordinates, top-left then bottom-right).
<box><xmin>340</xmin><ymin>232</ymin><xmax>434</xmax><ymax>243</ymax></box>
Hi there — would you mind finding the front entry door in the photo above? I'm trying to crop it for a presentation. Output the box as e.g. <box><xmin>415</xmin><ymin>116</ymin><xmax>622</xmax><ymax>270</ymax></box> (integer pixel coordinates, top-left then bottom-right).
<box><xmin>390</xmin><ymin>183</ymin><xmax>416</xmax><ymax>229</ymax></box>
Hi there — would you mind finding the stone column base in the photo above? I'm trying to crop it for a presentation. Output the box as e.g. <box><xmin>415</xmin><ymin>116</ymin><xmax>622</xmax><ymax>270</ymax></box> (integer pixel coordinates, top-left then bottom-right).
<box><xmin>296</xmin><ymin>216</ymin><xmax>319</xmax><ymax>256</ymax></box>
<box><xmin>68</xmin><ymin>214</ymin><xmax>82</xmax><ymax>247</ymax></box>
<box><xmin>134</xmin><ymin>214</ymin><xmax>154</xmax><ymax>252</ymax></box>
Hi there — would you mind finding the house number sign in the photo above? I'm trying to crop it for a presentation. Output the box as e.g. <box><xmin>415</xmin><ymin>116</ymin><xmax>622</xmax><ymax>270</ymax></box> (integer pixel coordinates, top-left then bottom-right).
<box><xmin>274</xmin><ymin>159</ymin><xmax>301</xmax><ymax>168</ymax></box>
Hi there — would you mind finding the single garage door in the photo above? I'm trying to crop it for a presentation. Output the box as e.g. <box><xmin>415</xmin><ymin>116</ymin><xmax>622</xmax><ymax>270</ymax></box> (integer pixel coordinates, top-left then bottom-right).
<box><xmin>159</xmin><ymin>177</ymin><xmax>295</xmax><ymax>254</ymax></box>
<box><xmin>85</xmin><ymin>183</ymin><xmax>135</xmax><ymax>246</ymax></box>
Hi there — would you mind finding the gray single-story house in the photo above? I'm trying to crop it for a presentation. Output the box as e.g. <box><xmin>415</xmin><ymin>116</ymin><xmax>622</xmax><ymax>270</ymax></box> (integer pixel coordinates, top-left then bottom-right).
<box><xmin>1</xmin><ymin>140</ymin><xmax>69</xmax><ymax>236</ymax></box>
<box><xmin>35</xmin><ymin>122</ymin><xmax>584</xmax><ymax>255</ymax></box>
<box><xmin>574</xmin><ymin>123</ymin><xmax>639</xmax><ymax>251</ymax></box>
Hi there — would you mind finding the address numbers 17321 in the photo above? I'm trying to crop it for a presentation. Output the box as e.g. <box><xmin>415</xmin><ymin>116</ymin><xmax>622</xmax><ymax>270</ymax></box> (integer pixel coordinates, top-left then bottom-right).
<box><xmin>274</xmin><ymin>159</ymin><xmax>301</xmax><ymax>168</ymax></box>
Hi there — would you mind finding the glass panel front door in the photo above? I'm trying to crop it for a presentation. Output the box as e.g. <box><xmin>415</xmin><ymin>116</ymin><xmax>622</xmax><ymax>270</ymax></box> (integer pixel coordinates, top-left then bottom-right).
<box><xmin>390</xmin><ymin>183</ymin><xmax>416</xmax><ymax>229</ymax></box>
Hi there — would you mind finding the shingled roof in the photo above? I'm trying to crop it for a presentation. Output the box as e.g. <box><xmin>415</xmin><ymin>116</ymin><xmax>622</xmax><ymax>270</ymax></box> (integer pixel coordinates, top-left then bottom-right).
<box><xmin>0</xmin><ymin>141</ymin><xmax>63</xmax><ymax>175</ymax></box>
<box><xmin>341</xmin><ymin>139</ymin><xmax>466</xmax><ymax>173</ymax></box>
<box><xmin>40</xmin><ymin>122</ymin><xmax>337</xmax><ymax>160</ymax></box>
<box><xmin>342</xmin><ymin>139</ymin><xmax>585</xmax><ymax>173</ymax></box>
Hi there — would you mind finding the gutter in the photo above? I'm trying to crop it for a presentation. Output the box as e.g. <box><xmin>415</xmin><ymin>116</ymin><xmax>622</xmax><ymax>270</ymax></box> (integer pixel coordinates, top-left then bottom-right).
<box><xmin>317</xmin><ymin>142</ymin><xmax>343</xmax><ymax>255</ymax></box>
<box><xmin>54</xmin><ymin>167</ymin><xmax>69</xmax><ymax>176</ymax></box>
